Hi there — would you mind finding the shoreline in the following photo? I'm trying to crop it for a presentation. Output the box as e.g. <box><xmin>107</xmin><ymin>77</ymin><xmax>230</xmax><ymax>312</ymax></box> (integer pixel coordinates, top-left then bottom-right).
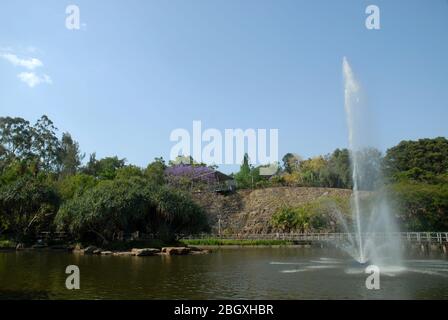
<box><xmin>2</xmin><ymin>238</ymin><xmax>448</xmax><ymax>255</ymax></box>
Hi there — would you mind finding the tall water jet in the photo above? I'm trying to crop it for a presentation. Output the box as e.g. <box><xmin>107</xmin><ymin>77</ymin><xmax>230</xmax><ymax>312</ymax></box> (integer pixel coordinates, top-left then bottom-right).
<box><xmin>341</xmin><ymin>57</ymin><xmax>402</xmax><ymax>267</ymax></box>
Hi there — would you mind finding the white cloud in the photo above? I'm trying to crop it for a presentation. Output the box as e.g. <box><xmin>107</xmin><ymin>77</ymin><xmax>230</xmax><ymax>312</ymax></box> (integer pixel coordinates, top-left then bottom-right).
<box><xmin>1</xmin><ymin>47</ymin><xmax>52</xmax><ymax>88</ymax></box>
<box><xmin>17</xmin><ymin>72</ymin><xmax>52</xmax><ymax>88</ymax></box>
<box><xmin>1</xmin><ymin>53</ymin><xmax>43</xmax><ymax>70</ymax></box>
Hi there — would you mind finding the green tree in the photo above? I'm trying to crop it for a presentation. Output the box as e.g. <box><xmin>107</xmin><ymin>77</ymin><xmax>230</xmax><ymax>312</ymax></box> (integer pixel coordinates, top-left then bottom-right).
<box><xmin>384</xmin><ymin>137</ymin><xmax>448</xmax><ymax>181</ymax></box>
<box><xmin>390</xmin><ymin>182</ymin><xmax>448</xmax><ymax>231</ymax></box>
<box><xmin>320</xmin><ymin>148</ymin><xmax>352</xmax><ymax>188</ymax></box>
<box><xmin>144</xmin><ymin>157</ymin><xmax>166</xmax><ymax>185</ymax></box>
<box><xmin>234</xmin><ymin>153</ymin><xmax>253</xmax><ymax>189</ymax></box>
<box><xmin>55</xmin><ymin>177</ymin><xmax>208</xmax><ymax>244</ymax></box>
<box><xmin>0</xmin><ymin>175</ymin><xmax>59</xmax><ymax>241</ymax></box>
<box><xmin>32</xmin><ymin>115</ymin><xmax>61</xmax><ymax>171</ymax></box>
<box><xmin>83</xmin><ymin>154</ymin><xmax>126</xmax><ymax>179</ymax></box>
<box><xmin>0</xmin><ymin>117</ymin><xmax>34</xmax><ymax>164</ymax></box>
<box><xmin>299</xmin><ymin>156</ymin><xmax>327</xmax><ymax>186</ymax></box>
<box><xmin>116</xmin><ymin>165</ymin><xmax>143</xmax><ymax>180</ymax></box>
<box><xmin>58</xmin><ymin>132</ymin><xmax>83</xmax><ymax>176</ymax></box>
<box><xmin>57</xmin><ymin>173</ymin><xmax>97</xmax><ymax>201</ymax></box>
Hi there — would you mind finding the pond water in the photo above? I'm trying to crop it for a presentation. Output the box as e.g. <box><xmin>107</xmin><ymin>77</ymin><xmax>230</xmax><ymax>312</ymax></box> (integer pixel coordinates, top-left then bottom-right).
<box><xmin>0</xmin><ymin>247</ymin><xmax>447</xmax><ymax>299</ymax></box>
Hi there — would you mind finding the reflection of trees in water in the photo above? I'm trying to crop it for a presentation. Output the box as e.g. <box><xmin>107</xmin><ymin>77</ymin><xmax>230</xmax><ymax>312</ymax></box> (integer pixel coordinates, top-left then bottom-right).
<box><xmin>0</xmin><ymin>252</ymin><xmax>73</xmax><ymax>299</ymax></box>
<box><xmin>0</xmin><ymin>289</ymin><xmax>50</xmax><ymax>300</ymax></box>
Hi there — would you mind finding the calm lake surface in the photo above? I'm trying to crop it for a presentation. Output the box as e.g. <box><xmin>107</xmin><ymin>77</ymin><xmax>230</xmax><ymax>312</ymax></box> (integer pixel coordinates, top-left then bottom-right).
<box><xmin>1</xmin><ymin>247</ymin><xmax>447</xmax><ymax>299</ymax></box>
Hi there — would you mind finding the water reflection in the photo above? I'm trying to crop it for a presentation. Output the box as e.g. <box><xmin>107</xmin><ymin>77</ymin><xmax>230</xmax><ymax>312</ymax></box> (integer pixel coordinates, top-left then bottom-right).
<box><xmin>0</xmin><ymin>248</ymin><xmax>447</xmax><ymax>299</ymax></box>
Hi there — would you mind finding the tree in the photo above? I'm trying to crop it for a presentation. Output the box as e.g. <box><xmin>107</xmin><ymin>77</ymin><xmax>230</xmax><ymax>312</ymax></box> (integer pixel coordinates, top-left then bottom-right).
<box><xmin>82</xmin><ymin>154</ymin><xmax>126</xmax><ymax>179</ymax></box>
<box><xmin>0</xmin><ymin>144</ymin><xmax>6</xmax><ymax>172</ymax></box>
<box><xmin>0</xmin><ymin>117</ymin><xmax>34</xmax><ymax>164</ymax></box>
<box><xmin>384</xmin><ymin>137</ymin><xmax>448</xmax><ymax>181</ymax></box>
<box><xmin>58</xmin><ymin>132</ymin><xmax>83</xmax><ymax>176</ymax></box>
<box><xmin>116</xmin><ymin>165</ymin><xmax>143</xmax><ymax>179</ymax></box>
<box><xmin>55</xmin><ymin>177</ymin><xmax>208</xmax><ymax>244</ymax></box>
<box><xmin>57</xmin><ymin>173</ymin><xmax>97</xmax><ymax>201</ymax></box>
<box><xmin>144</xmin><ymin>157</ymin><xmax>166</xmax><ymax>185</ymax></box>
<box><xmin>320</xmin><ymin>148</ymin><xmax>352</xmax><ymax>189</ymax></box>
<box><xmin>32</xmin><ymin>115</ymin><xmax>61</xmax><ymax>171</ymax></box>
<box><xmin>390</xmin><ymin>182</ymin><xmax>448</xmax><ymax>231</ymax></box>
<box><xmin>56</xmin><ymin>177</ymin><xmax>151</xmax><ymax>244</ymax></box>
<box><xmin>151</xmin><ymin>185</ymin><xmax>209</xmax><ymax>238</ymax></box>
<box><xmin>0</xmin><ymin>115</ymin><xmax>80</xmax><ymax>176</ymax></box>
<box><xmin>0</xmin><ymin>175</ymin><xmax>59</xmax><ymax>241</ymax></box>
<box><xmin>234</xmin><ymin>153</ymin><xmax>252</xmax><ymax>189</ymax></box>
<box><xmin>282</xmin><ymin>153</ymin><xmax>301</xmax><ymax>174</ymax></box>
<box><xmin>299</xmin><ymin>156</ymin><xmax>328</xmax><ymax>186</ymax></box>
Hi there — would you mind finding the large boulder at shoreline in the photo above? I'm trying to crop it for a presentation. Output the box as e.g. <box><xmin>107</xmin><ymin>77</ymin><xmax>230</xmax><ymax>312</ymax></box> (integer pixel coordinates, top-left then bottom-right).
<box><xmin>101</xmin><ymin>251</ymin><xmax>113</xmax><ymax>255</ymax></box>
<box><xmin>83</xmin><ymin>246</ymin><xmax>98</xmax><ymax>254</ymax></box>
<box><xmin>131</xmin><ymin>248</ymin><xmax>160</xmax><ymax>256</ymax></box>
<box><xmin>162</xmin><ymin>247</ymin><xmax>191</xmax><ymax>255</ymax></box>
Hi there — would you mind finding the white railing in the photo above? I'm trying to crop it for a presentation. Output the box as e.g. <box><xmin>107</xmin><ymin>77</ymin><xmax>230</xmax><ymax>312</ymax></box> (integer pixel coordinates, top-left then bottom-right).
<box><xmin>182</xmin><ymin>232</ymin><xmax>448</xmax><ymax>244</ymax></box>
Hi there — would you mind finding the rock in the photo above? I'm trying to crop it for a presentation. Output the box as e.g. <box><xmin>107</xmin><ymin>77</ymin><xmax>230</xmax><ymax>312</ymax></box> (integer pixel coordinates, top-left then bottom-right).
<box><xmin>93</xmin><ymin>249</ymin><xmax>103</xmax><ymax>254</ymax></box>
<box><xmin>16</xmin><ymin>243</ymin><xmax>25</xmax><ymax>250</ymax></box>
<box><xmin>187</xmin><ymin>246</ymin><xmax>202</xmax><ymax>252</ymax></box>
<box><xmin>186</xmin><ymin>245</ymin><xmax>210</xmax><ymax>254</ymax></box>
<box><xmin>101</xmin><ymin>251</ymin><xmax>113</xmax><ymax>255</ymax></box>
<box><xmin>131</xmin><ymin>248</ymin><xmax>160</xmax><ymax>256</ymax></box>
<box><xmin>162</xmin><ymin>247</ymin><xmax>191</xmax><ymax>255</ymax></box>
<box><xmin>113</xmin><ymin>251</ymin><xmax>134</xmax><ymax>256</ymax></box>
<box><xmin>190</xmin><ymin>249</ymin><xmax>210</xmax><ymax>255</ymax></box>
<box><xmin>192</xmin><ymin>186</ymin><xmax>354</xmax><ymax>234</ymax></box>
<box><xmin>82</xmin><ymin>246</ymin><xmax>97</xmax><ymax>254</ymax></box>
<box><xmin>72</xmin><ymin>244</ymin><xmax>83</xmax><ymax>253</ymax></box>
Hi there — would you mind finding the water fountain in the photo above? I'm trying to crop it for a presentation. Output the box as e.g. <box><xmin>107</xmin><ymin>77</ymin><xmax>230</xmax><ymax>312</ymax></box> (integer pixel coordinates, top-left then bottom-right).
<box><xmin>273</xmin><ymin>59</ymin><xmax>447</xmax><ymax>288</ymax></box>
<box><xmin>340</xmin><ymin>57</ymin><xmax>403</xmax><ymax>268</ymax></box>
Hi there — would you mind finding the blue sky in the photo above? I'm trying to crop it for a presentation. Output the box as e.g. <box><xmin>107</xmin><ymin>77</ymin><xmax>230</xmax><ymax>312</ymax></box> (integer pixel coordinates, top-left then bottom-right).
<box><xmin>1</xmin><ymin>0</ymin><xmax>447</xmax><ymax>173</ymax></box>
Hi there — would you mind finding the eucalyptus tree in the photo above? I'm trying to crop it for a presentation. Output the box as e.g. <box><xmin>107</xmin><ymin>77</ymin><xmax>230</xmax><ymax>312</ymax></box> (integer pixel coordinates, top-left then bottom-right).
<box><xmin>58</xmin><ymin>132</ymin><xmax>84</xmax><ymax>176</ymax></box>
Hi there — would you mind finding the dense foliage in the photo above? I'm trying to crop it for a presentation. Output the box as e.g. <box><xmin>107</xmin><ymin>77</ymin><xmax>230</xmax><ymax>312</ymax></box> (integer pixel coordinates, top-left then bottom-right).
<box><xmin>0</xmin><ymin>174</ymin><xmax>59</xmax><ymax>241</ymax></box>
<box><xmin>0</xmin><ymin>116</ymin><xmax>209</xmax><ymax>244</ymax></box>
<box><xmin>232</xmin><ymin>137</ymin><xmax>448</xmax><ymax>231</ymax></box>
<box><xmin>389</xmin><ymin>182</ymin><xmax>448</xmax><ymax>231</ymax></box>
<box><xmin>270</xmin><ymin>196</ymin><xmax>350</xmax><ymax>233</ymax></box>
<box><xmin>383</xmin><ymin>137</ymin><xmax>448</xmax><ymax>181</ymax></box>
<box><xmin>55</xmin><ymin>177</ymin><xmax>208</xmax><ymax>244</ymax></box>
<box><xmin>1</xmin><ymin>115</ymin><xmax>447</xmax><ymax>241</ymax></box>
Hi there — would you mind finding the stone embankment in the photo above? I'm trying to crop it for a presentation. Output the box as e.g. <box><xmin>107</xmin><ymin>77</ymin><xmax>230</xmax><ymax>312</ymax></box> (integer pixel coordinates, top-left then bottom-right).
<box><xmin>193</xmin><ymin>186</ymin><xmax>353</xmax><ymax>233</ymax></box>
